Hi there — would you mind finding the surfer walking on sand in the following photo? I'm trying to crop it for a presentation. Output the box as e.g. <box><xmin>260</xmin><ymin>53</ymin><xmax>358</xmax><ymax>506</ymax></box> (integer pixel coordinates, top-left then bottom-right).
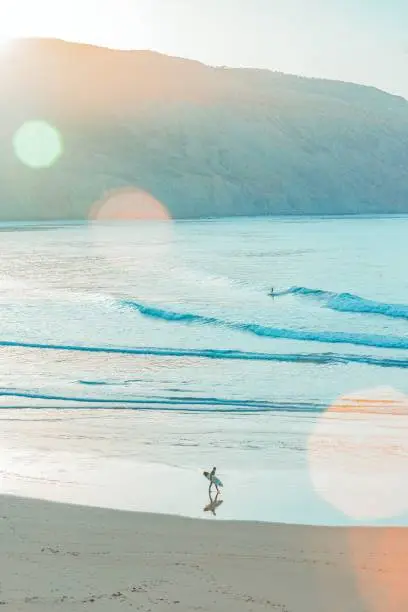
<box><xmin>203</xmin><ymin>466</ymin><xmax>223</xmax><ymax>494</ymax></box>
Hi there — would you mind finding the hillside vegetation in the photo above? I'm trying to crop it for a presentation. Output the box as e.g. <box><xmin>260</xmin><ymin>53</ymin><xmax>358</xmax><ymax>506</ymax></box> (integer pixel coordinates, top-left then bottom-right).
<box><xmin>0</xmin><ymin>38</ymin><xmax>407</xmax><ymax>220</ymax></box>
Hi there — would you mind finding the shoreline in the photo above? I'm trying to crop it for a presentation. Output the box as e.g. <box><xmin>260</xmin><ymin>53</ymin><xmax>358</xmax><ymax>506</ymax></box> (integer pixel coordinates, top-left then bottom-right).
<box><xmin>2</xmin><ymin>490</ymin><xmax>408</xmax><ymax>529</ymax></box>
<box><xmin>1</xmin><ymin>407</ymin><xmax>408</xmax><ymax>527</ymax></box>
<box><xmin>1</xmin><ymin>494</ymin><xmax>407</xmax><ymax>611</ymax></box>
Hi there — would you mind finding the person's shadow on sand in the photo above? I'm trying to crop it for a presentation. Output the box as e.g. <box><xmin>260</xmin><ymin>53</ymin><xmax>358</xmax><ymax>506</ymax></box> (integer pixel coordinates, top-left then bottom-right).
<box><xmin>203</xmin><ymin>491</ymin><xmax>224</xmax><ymax>516</ymax></box>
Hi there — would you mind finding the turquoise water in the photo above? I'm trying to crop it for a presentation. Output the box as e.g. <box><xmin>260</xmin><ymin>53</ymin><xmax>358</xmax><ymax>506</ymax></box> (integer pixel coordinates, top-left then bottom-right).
<box><xmin>0</xmin><ymin>215</ymin><xmax>407</xmax><ymax>524</ymax></box>
<box><xmin>0</xmin><ymin>215</ymin><xmax>406</xmax><ymax>407</ymax></box>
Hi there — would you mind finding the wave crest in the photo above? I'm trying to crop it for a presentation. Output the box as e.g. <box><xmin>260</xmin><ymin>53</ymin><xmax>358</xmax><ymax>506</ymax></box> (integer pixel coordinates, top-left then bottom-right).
<box><xmin>123</xmin><ymin>300</ymin><xmax>408</xmax><ymax>350</ymax></box>
<box><xmin>274</xmin><ymin>286</ymin><xmax>408</xmax><ymax>320</ymax></box>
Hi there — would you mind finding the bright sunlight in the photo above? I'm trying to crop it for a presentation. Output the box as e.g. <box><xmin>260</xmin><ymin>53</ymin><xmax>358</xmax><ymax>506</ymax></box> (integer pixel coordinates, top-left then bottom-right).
<box><xmin>0</xmin><ymin>0</ymin><xmax>149</xmax><ymax>50</ymax></box>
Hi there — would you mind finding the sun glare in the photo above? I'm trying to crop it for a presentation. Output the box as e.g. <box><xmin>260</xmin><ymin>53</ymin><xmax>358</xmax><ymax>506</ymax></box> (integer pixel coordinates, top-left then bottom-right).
<box><xmin>0</xmin><ymin>0</ymin><xmax>150</xmax><ymax>52</ymax></box>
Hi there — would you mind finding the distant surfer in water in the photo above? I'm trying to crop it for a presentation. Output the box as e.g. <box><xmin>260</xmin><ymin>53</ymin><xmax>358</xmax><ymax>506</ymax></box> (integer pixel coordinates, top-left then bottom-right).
<box><xmin>203</xmin><ymin>466</ymin><xmax>223</xmax><ymax>494</ymax></box>
<box><xmin>269</xmin><ymin>287</ymin><xmax>274</xmax><ymax>297</ymax></box>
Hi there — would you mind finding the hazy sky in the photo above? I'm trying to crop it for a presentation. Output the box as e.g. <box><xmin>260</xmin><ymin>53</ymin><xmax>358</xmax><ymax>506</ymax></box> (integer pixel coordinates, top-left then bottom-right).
<box><xmin>1</xmin><ymin>0</ymin><xmax>407</xmax><ymax>98</ymax></box>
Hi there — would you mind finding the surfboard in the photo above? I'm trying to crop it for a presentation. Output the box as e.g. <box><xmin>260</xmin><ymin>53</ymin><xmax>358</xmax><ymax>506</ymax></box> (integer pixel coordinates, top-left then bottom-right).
<box><xmin>204</xmin><ymin>473</ymin><xmax>223</xmax><ymax>487</ymax></box>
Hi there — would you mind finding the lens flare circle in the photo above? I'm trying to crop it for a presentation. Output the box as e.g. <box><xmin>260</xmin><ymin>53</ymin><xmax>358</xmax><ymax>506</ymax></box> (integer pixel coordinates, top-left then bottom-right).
<box><xmin>13</xmin><ymin>120</ymin><xmax>63</xmax><ymax>168</ymax></box>
<box><xmin>309</xmin><ymin>387</ymin><xmax>408</xmax><ymax>521</ymax></box>
<box><xmin>90</xmin><ymin>187</ymin><xmax>171</xmax><ymax>221</ymax></box>
<box><xmin>88</xmin><ymin>187</ymin><xmax>174</xmax><ymax>299</ymax></box>
<box><xmin>348</xmin><ymin>528</ymin><xmax>408</xmax><ymax>612</ymax></box>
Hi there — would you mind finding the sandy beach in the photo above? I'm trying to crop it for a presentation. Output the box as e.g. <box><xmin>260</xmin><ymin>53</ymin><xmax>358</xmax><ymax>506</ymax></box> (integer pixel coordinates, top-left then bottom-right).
<box><xmin>0</xmin><ymin>494</ymin><xmax>406</xmax><ymax>611</ymax></box>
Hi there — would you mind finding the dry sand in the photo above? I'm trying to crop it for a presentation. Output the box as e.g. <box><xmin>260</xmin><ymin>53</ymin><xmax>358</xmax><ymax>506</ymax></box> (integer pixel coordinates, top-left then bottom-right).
<box><xmin>0</xmin><ymin>494</ymin><xmax>406</xmax><ymax>612</ymax></box>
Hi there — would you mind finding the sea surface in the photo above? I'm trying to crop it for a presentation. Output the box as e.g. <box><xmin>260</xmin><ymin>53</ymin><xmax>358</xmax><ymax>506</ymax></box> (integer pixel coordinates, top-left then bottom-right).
<box><xmin>0</xmin><ymin>215</ymin><xmax>407</xmax><ymax>525</ymax></box>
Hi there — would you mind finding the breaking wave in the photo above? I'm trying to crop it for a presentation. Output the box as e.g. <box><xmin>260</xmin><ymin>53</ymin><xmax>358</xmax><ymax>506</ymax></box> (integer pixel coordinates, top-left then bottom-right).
<box><xmin>273</xmin><ymin>286</ymin><xmax>408</xmax><ymax>320</ymax></box>
<box><xmin>122</xmin><ymin>301</ymin><xmax>408</xmax><ymax>350</ymax></box>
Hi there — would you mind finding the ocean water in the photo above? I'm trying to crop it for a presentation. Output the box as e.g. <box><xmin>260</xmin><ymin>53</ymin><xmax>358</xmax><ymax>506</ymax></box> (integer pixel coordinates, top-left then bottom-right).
<box><xmin>0</xmin><ymin>215</ymin><xmax>407</xmax><ymax>525</ymax></box>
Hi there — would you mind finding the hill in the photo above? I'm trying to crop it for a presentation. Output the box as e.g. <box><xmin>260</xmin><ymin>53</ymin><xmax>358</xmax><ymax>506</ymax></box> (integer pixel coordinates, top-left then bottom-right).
<box><xmin>0</xmin><ymin>38</ymin><xmax>407</xmax><ymax>220</ymax></box>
